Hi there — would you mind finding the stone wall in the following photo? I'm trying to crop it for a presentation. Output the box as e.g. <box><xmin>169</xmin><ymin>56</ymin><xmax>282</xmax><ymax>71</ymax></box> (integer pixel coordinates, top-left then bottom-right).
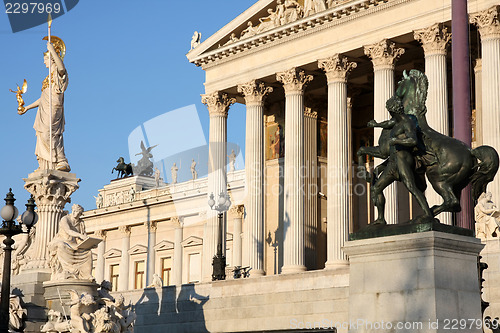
<box><xmin>115</xmin><ymin>268</ymin><xmax>349</xmax><ymax>333</ymax></box>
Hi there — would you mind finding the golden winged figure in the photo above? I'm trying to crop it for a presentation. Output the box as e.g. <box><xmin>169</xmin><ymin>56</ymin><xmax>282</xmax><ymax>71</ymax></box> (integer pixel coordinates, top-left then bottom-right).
<box><xmin>10</xmin><ymin>79</ymin><xmax>28</xmax><ymax>115</ymax></box>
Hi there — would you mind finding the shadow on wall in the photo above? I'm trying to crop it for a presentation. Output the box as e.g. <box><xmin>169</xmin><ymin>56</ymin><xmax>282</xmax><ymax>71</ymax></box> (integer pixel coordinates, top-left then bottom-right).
<box><xmin>135</xmin><ymin>284</ymin><xmax>209</xmax><ymax>332</ymax></box>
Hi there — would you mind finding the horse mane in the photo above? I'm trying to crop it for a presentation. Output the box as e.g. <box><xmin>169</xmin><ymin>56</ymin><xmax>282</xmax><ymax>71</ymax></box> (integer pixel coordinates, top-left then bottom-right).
<box><xmin>409</xmin><ymin>69</ymin><xmax>428</xmax><ymax>117</ymax></box>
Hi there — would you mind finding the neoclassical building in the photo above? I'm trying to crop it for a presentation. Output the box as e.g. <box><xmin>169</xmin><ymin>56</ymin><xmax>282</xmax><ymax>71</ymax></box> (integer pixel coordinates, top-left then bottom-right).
<box><xmin>81</xmin><ymin>0</ymin><xmax>500</xmax><ymax>331</ymax></box>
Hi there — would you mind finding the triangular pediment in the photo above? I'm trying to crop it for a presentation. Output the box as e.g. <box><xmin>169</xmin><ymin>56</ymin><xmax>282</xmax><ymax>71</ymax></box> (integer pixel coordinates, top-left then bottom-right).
<box><xmin>128</xmin><ymin>244</ymin><xmax>148</xmax><ymax>255</ymax></box>
<box><xmin>154</xmin><ymin>240</ymin><xmax>175</xmax><ymax>252</ymax></box>
<box><xmin>187</xmin><ymin>0</ymin><xmax>380</xmax><ymax>68</ymax></box>
<box><xmin>181</xmin><ymin>236</ymin><xmax>203</xmax><ymax>248</ymax></box>
<box><xmin>104</xmin><ymin>248</ymin><xmax>122</xmax><ymax>259</ymax></box>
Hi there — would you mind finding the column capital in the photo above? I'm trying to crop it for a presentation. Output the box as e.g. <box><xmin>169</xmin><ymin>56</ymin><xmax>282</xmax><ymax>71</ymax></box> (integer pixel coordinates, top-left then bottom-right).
<box><xmin>471</xmin><ymin>5</ymin><xmax>500</xmax><ymax>40</ymax></box>
<box><xmin>172</xmin><ymin>216</ymin><xmax>183</xmax><ymax>228</ymax></box>
<box><xmin>474</xmin><ymin>58</ymin><xmax>482</xmax><ymax>73</ymax></box>
<box><xmin>118</xmin><ymin>225</ymin><xmax>131</xmax><ymax>235</ymax></box>
<box><xmin>237</xmin><ymin>80</ymin><xmax>273</xmax><ymax>106</ymax></box>
<box><xmin>94</xmin><ymin>229</ymin><xmax>107</xmax><ymax>239</ymax></box>
<box><xmin>201</xmin><ymin>91</ymin><xmax>236</xmax><ymax>117</ymax></box>
<box><xmin>144</xmin><ymin>221</ymin><xmax>158</xmax><ymax>232</ymax></box>
<box><xmin>304</xmin><ymin>107</ymin><xmax>318</xmax><ymax>119</ymax></box>
<box><xmin>229</xmin><ymin>204</ymin><xmax>245</xmax><ymax>218</ymax></box>
<box><xmin>276</xmin><ymin>68</ymin><xmax>313</xmax><ymax>94</ymax></box>
<box><xmin>364</xmin><ymin>39</ymin><xmax>405</xmax><ymax>70</ymax></box>
<box><xmin>318</xmin><ymin>54</ymin><xmax>357</xmax><ymax>83</ymax></box>
<box><xmin>414</xmin><ymin>23</ymin><xmax>451</xmax><ymax>55</ymax></box>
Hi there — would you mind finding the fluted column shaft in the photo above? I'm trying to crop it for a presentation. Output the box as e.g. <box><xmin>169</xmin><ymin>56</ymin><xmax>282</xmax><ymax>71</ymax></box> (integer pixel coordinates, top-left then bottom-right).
<box><xmin>94</xmin><ymin>230</ymin><xmax>106</xmax><ymax>284</ymax></box>
<box><xmin>201</xmin><ymin>92</ymin><xmax>235</xmax><ymax>281</ymax></box>
<box><xmin>474</xmin><ymin>59</ymin><xmax>483</xmax><ymax>147</ymax></box>
<box><xmin>414</xmin><ymin>23</ymin><xmax>452</xmax><ymax>225</ymax></box>
<box><xmin>304</xmin><ymin>108</ymin><xmax>318</xmax><ymax>270</ymax></box>
<box><xmin>146</xmin><ymin>221</ymin><xmax>157</xmax><ymax>285</ymax></box>
<box><xmin>365</xmin><ymin>40</ymin><xmax>404</xmax><ymax>224</ymax></box>
<box><xmin>471</xmin><ymin>6</ymin><xmax>500</xmax><ymax>204</ymax></box>
<box><xmin>173</xmin><ymin>218</ymin><xmax>183</xmax><ymax>285</ymax></box>
<box><xmin>118</xmin><ymin>226</ymin><xmax>130</xmax><ymax>291</ymax></box>
<box><xmin>238</xmin><ymin>81</ymin><xmax>272</xmax><ymax>276</ymax></box>
<box><xmin>319</xmin><ymin>55</ymin><xmax>356</xmax><ymax>268</ymax></box>
<box><xmin>277</xmin><ymin>68</ymin><xmax>313</xmax><ymax>274</ymax></box>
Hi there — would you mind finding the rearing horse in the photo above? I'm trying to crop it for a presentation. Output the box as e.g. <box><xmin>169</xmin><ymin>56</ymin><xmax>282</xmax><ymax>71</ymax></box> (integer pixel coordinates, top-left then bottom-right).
<box><xmin>396</xmin><ymin>69</ymin><xmax>499</xmax><ymax>216</ymax></box>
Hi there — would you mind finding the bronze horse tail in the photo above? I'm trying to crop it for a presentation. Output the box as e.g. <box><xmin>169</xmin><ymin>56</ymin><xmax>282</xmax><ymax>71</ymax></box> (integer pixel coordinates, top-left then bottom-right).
<box><xmin>471</xmin><ymin>146</ymin><xmax>500</xmax><ymax>201</ymax></box>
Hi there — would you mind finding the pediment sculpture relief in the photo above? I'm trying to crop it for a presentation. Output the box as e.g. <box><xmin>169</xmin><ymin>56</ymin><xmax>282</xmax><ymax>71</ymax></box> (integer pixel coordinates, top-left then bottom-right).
<box><xmin>221</xmin><ymin>0</ymin><xmax>354</xmax><ymax>47</ymax></box>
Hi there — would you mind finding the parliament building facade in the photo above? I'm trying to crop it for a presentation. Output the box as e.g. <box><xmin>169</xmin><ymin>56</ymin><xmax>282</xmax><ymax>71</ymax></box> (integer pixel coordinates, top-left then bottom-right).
<box><xmin>81</xmin><ymin>0</ymin><xmax>500</xmax><ymax>331</ymax></box>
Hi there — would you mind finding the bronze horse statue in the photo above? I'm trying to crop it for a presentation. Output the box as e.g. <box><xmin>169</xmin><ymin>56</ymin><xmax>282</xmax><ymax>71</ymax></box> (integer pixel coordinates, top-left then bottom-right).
<box><xmin>112</xmin><ymin>157</ymin><xmax>134</xmax><ymax>178</ymax></box>
<box><xmin>358</xmin><ymin>69</ymin><xmax>498</xmax><ymax>223</ymax></box>
<box><xmin>397</xmin><ymin>69</ymin><xmax>498</xmax><ymax>217</ymax></box>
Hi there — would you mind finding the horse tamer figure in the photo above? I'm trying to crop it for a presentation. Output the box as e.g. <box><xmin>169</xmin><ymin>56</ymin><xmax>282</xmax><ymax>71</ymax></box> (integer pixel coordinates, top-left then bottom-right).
<box><xmin>358</xmin><ymin>69</ymin><xmax>499</xmax><ymax>224</ymax></box>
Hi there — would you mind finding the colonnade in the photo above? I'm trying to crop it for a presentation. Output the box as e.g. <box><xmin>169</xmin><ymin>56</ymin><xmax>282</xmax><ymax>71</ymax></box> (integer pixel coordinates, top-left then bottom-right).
<box><xmin>201</xmin><ymin>9</ymin><xmax>500</xmax><ymax>277</ymax></box>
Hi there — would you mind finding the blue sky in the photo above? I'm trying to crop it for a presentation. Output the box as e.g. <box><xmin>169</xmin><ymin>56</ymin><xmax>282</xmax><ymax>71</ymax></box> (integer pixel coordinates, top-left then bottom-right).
<box><xmin>0</xmin><ymin>1</ymin><xmax>252</xmax><ymax>211</ymax></box>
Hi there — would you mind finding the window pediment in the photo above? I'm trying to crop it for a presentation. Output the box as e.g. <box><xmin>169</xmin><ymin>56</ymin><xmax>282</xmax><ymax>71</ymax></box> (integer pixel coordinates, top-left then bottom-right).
<box><xmin>128</xmin><ymin>244</ymin><xmax>148</xmax><ymax>255</ymax></box>
<box><xmin>104</xmin><ymin>248</ymin><xmax>122</xmax><ymax>259</ymax></box>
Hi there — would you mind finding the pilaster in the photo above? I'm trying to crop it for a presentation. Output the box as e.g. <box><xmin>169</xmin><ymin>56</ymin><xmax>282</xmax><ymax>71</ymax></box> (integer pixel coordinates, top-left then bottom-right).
<box><xmin>303</xmin><ymin>107</ymin><xmax>318</xmax><ymax>270</ymax></box>
<box><xmin>172</xmin><ymin>217</ymin><xmax>183</xmax><ymax>285</ymax></box>
<box><xmin>145</xmin><ymin>220</ymin><xmax>158</xmax><ymax>286</ymax></box>
<box><xmin>118</xmin><ymin>225</ymin><xmax>131</xmax><ymax>291</ymax></box>
<box><xmin>319</xmin><ymin>54</ymin><xmax>356</xmax><ymax>268</ymax></box>
<box><xmin>230</xmin><ymin>205</ymin><xmax>244</xmax><ymax>268</ymax></box>
<box><xmin>238</xmin><ymin>81</ymin><xmax>272</xmax><ymax>276</ymax></box>
<box><xmin>94</xmin><ymin>229</ymin><xmax>107</xmax><ymax>284</ymax></box>
<box><xmin>276</xmin><ymin>68</ymin><xmax>313</xmax><ymax>273</ymax></box>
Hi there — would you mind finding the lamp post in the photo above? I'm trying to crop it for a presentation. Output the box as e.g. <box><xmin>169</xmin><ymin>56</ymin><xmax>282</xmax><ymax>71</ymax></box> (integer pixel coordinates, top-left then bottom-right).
<box><xmin>0</xmin><ymin>189</ymin><xmax>38</xmax><ymax>333</ymax></box>
<box><xmin>208</xmin><ymin>192</ymin><xmax>231</xmax><ymax>281</ymax></box>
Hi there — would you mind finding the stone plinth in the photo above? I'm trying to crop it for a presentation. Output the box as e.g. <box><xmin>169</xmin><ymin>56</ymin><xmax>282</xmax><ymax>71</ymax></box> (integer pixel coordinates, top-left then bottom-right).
<box><xmin>344</xmin><ymin>231</ymin><xmax>483</xmax><ymax>333</ymax></box>
<box><xmin>11</xmin><ymin>271</ymin><xmax>51</xmax><ymax>333</ymax></box>
<box><xmin>43</xmin><ymin>279</ymin><xmax>99</xmax><ymax>314</ymax></box>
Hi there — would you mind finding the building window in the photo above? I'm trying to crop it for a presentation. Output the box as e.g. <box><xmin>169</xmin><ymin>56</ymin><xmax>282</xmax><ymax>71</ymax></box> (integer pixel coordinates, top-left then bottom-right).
<box><xmin>188</xmin><ymin>253</ymin><xmax>201</xmax><ymax>283</ymax></box>
<box><xmin>161</xmin><ymin>257</ymin><xmax>172</xmax><ymax>286</ymax></box>
<box><xmin>134</xmin><ymin>261</ymin><xmax>145</xmax><ymax>289</ymax></box>
<box><xmin>110</xmin><ymin>264</ymin><xmax>119</xmax><ymax>291</ymax></box>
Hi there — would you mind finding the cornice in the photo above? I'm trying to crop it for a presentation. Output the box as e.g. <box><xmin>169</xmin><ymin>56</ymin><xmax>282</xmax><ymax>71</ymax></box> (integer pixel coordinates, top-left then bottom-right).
<box><xmin>191</xmin><ymin>0</ymin><xmax>411</xmax><ymax>69</ymax></box>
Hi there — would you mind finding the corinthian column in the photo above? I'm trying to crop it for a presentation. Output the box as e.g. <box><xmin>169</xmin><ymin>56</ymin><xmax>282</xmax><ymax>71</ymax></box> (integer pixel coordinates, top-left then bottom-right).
<box><xmin>364</xmin><ymin>39</ymin><xmax>405</xmax><ymax>224</ymax></box>
<box><xmin>237</xmin><ymin>81</ymin><xmax>272</xmax><ymax>276</ymax></box>
<box><xmin>118</xmin><ymin>225</ymin><xmax>131</xmax><ymax>291</ymax></box>
<box><xmin>201</xmin><ymin>91</ymin><xmax>235</xmax><ymax>281</ymax></box>
<box><xmin>23</xmin><ymin>170</ymin><xmax>80</xmax><ymax>271</ymax></box>
<box><xmin>94</xmin><ymin>230</ymin><xmax>107</xmax><ymax>284</ymax></box>
<box><xmin>471</xmin><ymin>6</ymin><xmax>500</xmax><ymax>203</ymax></box>
<box><xmin>277</xmin><ymin>68</ymin><xmax>313</xmax><ymax>274</ymax></box>
<box><xmin>145</xmin><ymin>221</ymin><xmax>157</xmax><ymax>286</ymax></box>
<box><xmin>414</xmin><ymin>23</ymin><xmax>452</xmax><ymax>225</ymax></box>
<box><xmin>303</xmin><ymin>107</ymin><xmax>318</xmax><ymax>270</ymax></box>
<box><xmin>319</xmin><ymin>54</ymin><xmax>357</xmax><ymax>268</ymax></box>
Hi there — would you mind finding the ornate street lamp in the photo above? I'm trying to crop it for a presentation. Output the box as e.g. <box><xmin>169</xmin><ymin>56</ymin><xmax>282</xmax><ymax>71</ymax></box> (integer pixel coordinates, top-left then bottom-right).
<box><xmin>208</xmin><ymin>192</ymin><xmax>231</xmax><ymax>281</ymax></box>
<box><xmin>0</xmin><ymin>189</ymin><xmax>38</xmax><ymax>333</ymax></box>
